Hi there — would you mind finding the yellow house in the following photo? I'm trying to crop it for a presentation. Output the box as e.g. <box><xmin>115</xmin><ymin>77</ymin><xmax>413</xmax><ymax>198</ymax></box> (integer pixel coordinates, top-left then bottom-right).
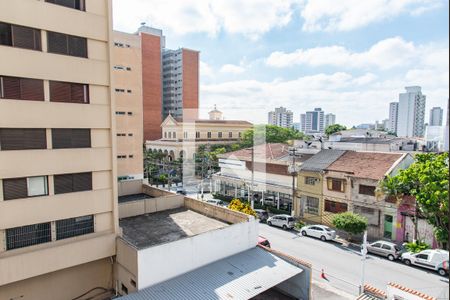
<box><xmin>294</xmin><ymin>150</ymin><xmax>346</xmax><ymax>223</ymax></box>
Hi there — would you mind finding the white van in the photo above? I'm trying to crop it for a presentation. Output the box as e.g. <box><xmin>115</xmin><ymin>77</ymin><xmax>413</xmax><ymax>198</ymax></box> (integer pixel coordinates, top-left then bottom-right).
<box><xmin>401</xmin><ymin>249</ymin><xmax>449</xmax><ymax>276</ymax></box>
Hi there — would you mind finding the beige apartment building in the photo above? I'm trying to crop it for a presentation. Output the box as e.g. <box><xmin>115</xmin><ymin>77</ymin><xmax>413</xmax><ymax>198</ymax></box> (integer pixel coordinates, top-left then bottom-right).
<box><xmin>0</xmin><ymin>1</ymin><xmax>118</xmax><ymax>299</ymax></box>
<box><xmin>112</xmin><ymin>31</ymin><xmax>144</xmax><ymax>196</ymax></box>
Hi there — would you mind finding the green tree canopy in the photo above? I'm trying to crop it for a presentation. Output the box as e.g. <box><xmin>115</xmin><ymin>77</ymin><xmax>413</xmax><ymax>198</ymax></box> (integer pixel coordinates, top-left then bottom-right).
<box><xmin>332</xmin><ymin>212</ymin><xmax>368</xmax><ymax>241</ymax></box>
<box><xmin>240</xmin><ymin>125</ymin><xmax>306</xmax><ymax>147</ymax></box>
<box><xmin>325</xmin><ymin>124</ymin><xmax>347</xmax><ymax>136</ymax></box>
<box><xmin>379</xmin><ymin>153</ymin><xmax>449</xmax><ymax>245</ymax></box>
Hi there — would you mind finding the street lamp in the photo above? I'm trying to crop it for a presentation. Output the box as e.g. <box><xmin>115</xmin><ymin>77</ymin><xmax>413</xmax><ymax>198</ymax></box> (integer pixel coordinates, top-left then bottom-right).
<box><xmin>360</xmin><ymin>230</ymin><xmax>368</xmax><ymax>294</ymax></box>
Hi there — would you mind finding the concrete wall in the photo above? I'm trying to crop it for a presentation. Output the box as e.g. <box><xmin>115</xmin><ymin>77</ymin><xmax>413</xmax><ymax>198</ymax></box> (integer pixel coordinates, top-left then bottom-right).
<box><xmin>118</xmin><ymin>194</ymin><xmax>184</xmax><ymax>219</ymax></box>
<box><xmin>118</xmin><ymin>179</ymin><xmax>144</xmax><ymax>196</ymax></box>
<box><xmin>136</xmin><ymin>219</ymin><xmax>258</xmax><ymax>289</ymax></box>
<box><xmin>184</xmin><ymin>196</ymin><xmax>251</xmax><ymax>224</ymax></box>
<box><xmin>0</xmin><ymin>258</ymin><xmax>113</xmax><ymax>300</ymax></box>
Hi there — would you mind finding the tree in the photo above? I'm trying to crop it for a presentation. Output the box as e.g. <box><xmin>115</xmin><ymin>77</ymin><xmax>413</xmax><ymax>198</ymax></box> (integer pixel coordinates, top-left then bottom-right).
<box><xmin>379</xmin><ymin>153</ymin><xmax>449</xmax><ymax>246</ymax></box>
<box><xmin>325</xmin><ymin>124</ymin><xmax>347</xmax><ymax>136</ymax></box>
<box><xmin>332</xmin><ymin>212</ymin><xmax>368</xmax><ymax>241</ymax></box>
<box><xmin>240</xmin><ymin>125</ymin><xmax>306</xmax><ymax>147</ymax></box>
<box><xmin>228</xmin><ymin>199</ymin><xmax>257</xmax><ymax>217</ymax></box>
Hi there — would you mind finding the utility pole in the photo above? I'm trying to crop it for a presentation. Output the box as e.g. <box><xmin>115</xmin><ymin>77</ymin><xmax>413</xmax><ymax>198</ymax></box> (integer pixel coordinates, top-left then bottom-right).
<box><xmin>289</xmin><ymin>147</ymin><xmax>301</xmax><ymax>217</ymax></box>
<box><xmin>251</xmin><ymin>145</ymin><xmax>255</xmax><ymax>209</ymax></box>
<box><xmin>360</xmin><ymin>230</ymin><xmax>368</xmax><ymax>294</ymax></box>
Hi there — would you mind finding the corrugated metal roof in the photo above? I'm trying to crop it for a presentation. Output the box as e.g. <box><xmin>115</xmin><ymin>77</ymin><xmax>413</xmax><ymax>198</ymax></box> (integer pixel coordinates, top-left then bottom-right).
<box><xmin>355</xmin><ymin>293</ymin><xmax>385</xmax><ymax>300</ymax></box>
<box><xmin>119</xmin><ymin>247</ymin><xmax>303</xmax><ymax>300</ymax></box>
<box><xmin>300</xmin><ymin>149</ymin><xmax>346</xmax><ymax>172</ymax></box>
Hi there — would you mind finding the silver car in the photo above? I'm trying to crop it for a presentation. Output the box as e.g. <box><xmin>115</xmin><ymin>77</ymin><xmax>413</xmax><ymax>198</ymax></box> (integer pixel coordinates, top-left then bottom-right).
<box><xmin>267</xmin><ymin>215</ymin><xmax>295</xmax><ymax>230</ymax></box>
<box><xmin>366</xmin><ymin>240</ymin><xmax>401</xmax><ymax>261</ymax></box>
<box><xmin>300</xmin><ymin>225</ymin><xmax>336</xmax><ymax>241</ymax></box>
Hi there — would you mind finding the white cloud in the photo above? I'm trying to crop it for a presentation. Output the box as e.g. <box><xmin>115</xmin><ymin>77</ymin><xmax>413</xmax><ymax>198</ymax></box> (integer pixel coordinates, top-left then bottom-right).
<box><xmin>266</xmin><ymin>37</ymin><xmax>448</xmax><ymax>71</ymax></box>
<box><xmin>220</xmin><ymin>64</ymin><xmax>246</xmax><ymax>74</ymax></box>
<box><xmin>200</xmin><ymin>70</ymin><xmax>449</xmax><ymax>126</ymax></box>
<box><xmin>200</xmin><ymin>61</ymin><xmax>214</xmax><ymax>78</ymax></box>
<box><xmin>113</xmin><ymin>0</ymin><xmax>296</xmax><ymax>39</ymax></box>
<box><xmin>300</xmin><ymin>0</ymin><xmax>444</xmax><ymax>32</ymax></box>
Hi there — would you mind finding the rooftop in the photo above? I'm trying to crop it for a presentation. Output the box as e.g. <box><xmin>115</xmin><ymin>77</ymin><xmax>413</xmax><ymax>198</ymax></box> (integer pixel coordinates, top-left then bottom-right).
<box><xmin>119</xmin><ymin>207</ymin><xmax>229</xmax><ymax>249</ymax></box>
<box><xmin>300</xmin><ymin>149</ymin><xmax>346</xmax><ymax>172</ymax></box>
<box><xmin>334</xmin><ymin>137</ymin><xmax>405</xmax><ymax>144</ymax></box>
<box><xmin>118</xmin><ymin>193</ymin><xmax>153</xmax><ymax>204</ymax></box>
<box><xmin>219</xmin><ymin>143</ymin><xmax>291</xmax><ymax>161</ymax></box>
<box><xmin>118</xmin><ymin>247</ymin><xmax>303</xmax><ymax>300</ymax></box>
<box><xmin>326</xmin><ymin>151</ymin><xmax>403</xmax><ymax>180</ymax></box>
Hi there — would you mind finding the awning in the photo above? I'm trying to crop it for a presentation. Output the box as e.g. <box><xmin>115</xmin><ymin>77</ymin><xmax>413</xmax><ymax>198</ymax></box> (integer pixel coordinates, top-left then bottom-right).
<box><xmin>120</xmin><ymin>247</ymin><xmax>303</xmax><ymax>300</ymax></box>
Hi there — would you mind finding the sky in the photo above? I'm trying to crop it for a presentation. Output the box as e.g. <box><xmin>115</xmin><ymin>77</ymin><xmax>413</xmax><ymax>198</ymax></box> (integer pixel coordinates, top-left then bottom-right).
<box><xmin>113</xmin><ymin>0</ymin><xmax>449</xmax><ymax>127</ymax></box>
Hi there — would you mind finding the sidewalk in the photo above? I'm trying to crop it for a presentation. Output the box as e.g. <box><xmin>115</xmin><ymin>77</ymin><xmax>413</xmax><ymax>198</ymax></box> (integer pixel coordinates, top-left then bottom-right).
<box><xmin>312</xmin><ymin>280</ymin><xmax>355</xmax><ymax>300</ymax></box>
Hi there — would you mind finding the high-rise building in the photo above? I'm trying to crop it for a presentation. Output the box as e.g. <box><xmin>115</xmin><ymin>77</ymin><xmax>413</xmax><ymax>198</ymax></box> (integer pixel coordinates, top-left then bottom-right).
<box><xmin>268</xmin><ymin>107</ymin><xmax>293</xmax><ymax>128</ymax></box>
<box><xmin>112</xmin><ymin>31</ymin><xmax>144</xmax><ymax>188</ymax></box>
<box><xmin>300</xmin><ymin>108</ymin><xmax>325</xmax><ymax>134</ymax></box>
<box><xmin>388</xmin><ymin>102</ymin><xmax>399</xmax><ymax>133</ymax></box>
<box><xmin>139</xmin><ymin>26</ymin><xmax>165</xmax><ymax>141</ymax></box>
<box><xmin>325</xmin><ymin>113</ymin><xmax>336</xmax><ymax>128</ymax></box>
<box><xmin>429</xmin><ymin>107</ymin><xmax>443</xmax><ymax>126</ymax></box>
<box><xmin>162</xmin><ymin>48</ymin><xmax>199</xmax><ymax>121</ymax></box>
<box><xmin>0</xmin><ymin>1</ymin><xmax>118</xmax><ymax>299</ymax></box>
<box><xmin>397</xmin><ymin>86</ymin><xmax>426</xmax><ymax>137</ymax></box>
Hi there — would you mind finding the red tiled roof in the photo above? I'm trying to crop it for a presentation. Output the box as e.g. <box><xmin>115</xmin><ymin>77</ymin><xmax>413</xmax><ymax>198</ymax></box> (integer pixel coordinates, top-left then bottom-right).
<box><xmin>220</xmin><ymin>143</ymin><xmax>290</xmax><ymax>160</ymax></box>
<box><xmin>326</xmin><ymin>151</ymin><xmax>403</xmax><ymax>180</ymax></box>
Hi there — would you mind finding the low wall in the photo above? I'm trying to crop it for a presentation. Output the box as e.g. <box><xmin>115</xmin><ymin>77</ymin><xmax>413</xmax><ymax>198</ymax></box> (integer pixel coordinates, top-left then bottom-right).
<box><xmin>142</xmin><ymin>184</ymin><xmax>173</xmax><ymax>197</ymax></box>
<box><xmin>118</xmin><ymin>195</ymin><xmax>184</xmax><ymax>219</ymax></box>
<box><xmin>136</xmin><ymin>220</ymin><xmax>258</xmax><ymax>289</ymax></box>
<box><xmin>118</xmin><ymin>180</ymin><xmax>143</xmax><ymax>197</ymax></box>
<box><xmin>184</xmin><ymin>197</ymin><xmax>252</xmax><ymax>224</ymax></box>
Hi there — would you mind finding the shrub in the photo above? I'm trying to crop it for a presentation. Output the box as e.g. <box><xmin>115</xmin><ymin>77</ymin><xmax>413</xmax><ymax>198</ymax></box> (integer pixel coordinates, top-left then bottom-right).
<box><xmin>295</xmin><ymin>221</ymin><xmax>305</xmax><ymax>230</ymax></box>
<box><xmin>405</xmin><ymin>241</ymin><xmax>430</xmax><ymax>253</ymax></box>
<box><xmin>228</xmin><ymin>199</ymin><xmax>257</xmax><ymax>217</ymax></box>
<box><xmin>332</xmin><ymin>212</ymin><xmax>368</xmax><ymax>241</ymax></box>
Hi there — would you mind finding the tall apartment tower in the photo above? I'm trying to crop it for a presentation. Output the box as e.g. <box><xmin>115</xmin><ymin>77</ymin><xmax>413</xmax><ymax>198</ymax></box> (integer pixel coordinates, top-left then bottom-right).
<box><xmin>388</xmin><ymin>102</ymin><xmax>399</xmax><ymax>133</ymax></box>
<box><xmin>397</xmin><ymin>86</ymin><xmax>426</xmax><ymax>137</ymax></box>
<box><xmin>139</xmin><ymin>26</ymin><xmax>165</xmax><ymax>141</ymax></box>
<box><xmin>0</xmin><ymin>1</ymin><xmax>118</xmax><ymax>299</ymax></box>
<box><xmin>325</xmin><ymin>113</ymin><xmax>336</xmax><ymax>128</ymax></box>
<box><xmin>429</xmin><ymin>107</ymin><xmax>443</xmax><ymax>126</ymax></box>
<box><xmin>268</xmin><ymin>107</ymin><xmax>293</xmax><ymax>128</ymax></box>
<box><xmin>162</xmin><ymin>48</ymin><xmax>199</xmax><ymax>121</ymax></box>
<box><xmin>112</xmin><ymin>31</ymin><xmax>144</xmax><ymax>187</ymax></box>
<box><xmin>300</xmin><ymin>108</ymin><xmax>325</xmax><ymax>134</ymax></box>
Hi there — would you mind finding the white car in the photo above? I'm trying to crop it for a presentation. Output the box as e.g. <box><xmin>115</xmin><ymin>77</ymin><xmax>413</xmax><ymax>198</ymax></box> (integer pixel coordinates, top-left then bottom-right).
<box><xmin>300</xmin><ymin>225</ymin><xmax>336</xmax><ymax>241</ymax></box>
<box><xmin>267</xmin><ymin>215</ymin><xmax>295</xmax><ymax>230</ymax></box>
<box><xmin>401</xmin><ymin>249</ymin><xmax>449</xmax><ymax>276</ymax></box>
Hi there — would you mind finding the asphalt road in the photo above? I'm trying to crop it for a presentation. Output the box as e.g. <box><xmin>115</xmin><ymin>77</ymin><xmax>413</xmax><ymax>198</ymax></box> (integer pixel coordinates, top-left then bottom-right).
<box><xmin>258</xmin><ymin>223</ymin><xmax>449</xmax><ymax>299</ymax></box>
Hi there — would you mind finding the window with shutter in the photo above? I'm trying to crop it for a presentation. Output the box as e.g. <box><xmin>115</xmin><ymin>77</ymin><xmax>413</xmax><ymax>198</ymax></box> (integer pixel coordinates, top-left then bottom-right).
<box><xmin>54</xmin><ymin>172</ymin><xmax>92</xmax><ymax>194</ymax></box>
<box><xmin>52</xmin><ymin>129</ymin><xmax>90</xmax><ymax>149</ymax></box>
<box><xmin>47</xmin><ymin>31</ymin><xmax>68</xmax><ymax>55</ymax></box>
<box><xmin>0</xmin><ymin>76</ymin><xmax>44</xmax><ymax>101</ymax></box>
<box><xmin>0</xmin><ymin>128</ymin><xmax>46</xmax><ymax>150</ymax></box>
<box><xmin>45</xmin><ymin>0</ymin><xmax>86</xmax><ymax>11</ymax></box>
<box><xmin>6</xmin><ymin>222</ymin><xmax>52</xmax><ymax>250</ymax></box>
<box><xmin>3</xmin><ymin>178</ymin><xmax>28</xmax><ymax>200</ymax></box>
<box><xmin>54</xmin><ymin>174</ymin><xmax>73</xmax><ymax>194</ymax></box>
<box><xmin>47</xmin><ymin>31</ymin><xmax>87</xmax><ymax>58</ymax></box>
<box><xmin>11</xmin><ymin>25</ymin><xmax>41</xmax><ymax>51</ymax></box>
<box><xmin>0</xmin><ymin>22</ymin><xmax>12</xmax><ymax>46</ymax></box>
<box><xmin>68</xmin><ymin>35</ymin><xmax>87</xmax><ymax>58</ymax></box>
<box><xmin>49</xmin><ymin>81</ymin><xmax>71</xmax><ymax>102</ymax></box>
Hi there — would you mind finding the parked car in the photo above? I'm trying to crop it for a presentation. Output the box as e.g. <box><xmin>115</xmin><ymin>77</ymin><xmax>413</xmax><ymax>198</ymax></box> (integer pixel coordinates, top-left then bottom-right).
<box><xmin>401</xmin><ymin>249</ymin><xmax>449</xmax><ymax>276</ymax></box>
<box><xmin>267</xmin><ymin>215</ymin><xmax>295</xmax><ymax>230</ymax></box>
<box><xmin>366</xmin><ymin>240</ymin><xmax>402</xmax><ymax>261</ymax></box>
<box><xmin>254</xmin><ymin>209</ymin><xmax>269</xmax><ymax>223</ymax></box>
<box><xmin>300</xmin><ymin>225</ymin><xmax>336</xmax><ymax>241</ymax></box>
<box><xmin>205</xmin><ymin>199</ymin><xmax>226</xmax><ymax>207</ymax></box>
<box><xmin>176</xmin><ymin>188</ymin><xmax>187</xmax><ymax>195</ymax></box>
<box><xmin>258</xmin><ymin>236</ymin><xmax>271</xmax><ymax>248</ymax></box>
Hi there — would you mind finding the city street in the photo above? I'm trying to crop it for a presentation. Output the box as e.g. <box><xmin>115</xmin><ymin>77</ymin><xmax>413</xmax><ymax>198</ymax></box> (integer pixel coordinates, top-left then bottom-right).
<box><xmin>259</xmin><ymin>223</ymin><xmax>449</xmax><ymax>299</ymax></box>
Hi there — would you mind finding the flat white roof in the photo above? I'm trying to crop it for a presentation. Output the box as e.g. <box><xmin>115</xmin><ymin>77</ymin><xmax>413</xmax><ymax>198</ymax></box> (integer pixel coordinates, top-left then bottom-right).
<box><xmin>119</xmin><ymin>247</ymin><xmax>303</xmax><ymax>300</ymax></box>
